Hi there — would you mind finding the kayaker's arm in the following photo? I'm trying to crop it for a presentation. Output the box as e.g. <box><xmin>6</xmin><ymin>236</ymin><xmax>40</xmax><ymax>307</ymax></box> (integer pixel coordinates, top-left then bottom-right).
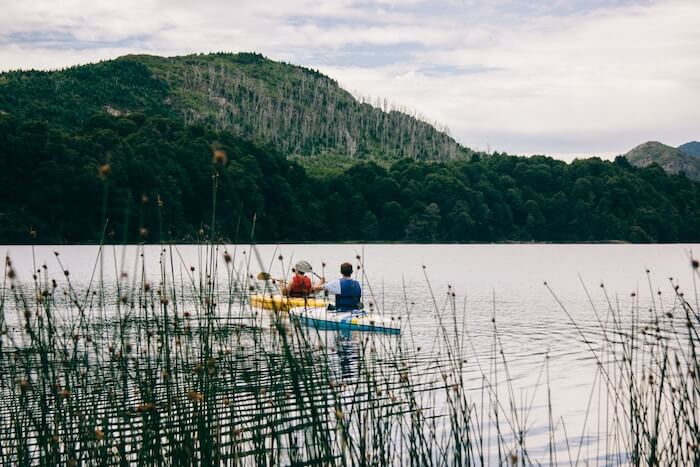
<box><xmin>278</xmin><ymin>279</ymin><xmax>290</xmax><ymax>296</ymax></box>
<box><xmin>311</xmin><ymin>276</ymin><xmax>326</xmax><ymax>292</ymax></box>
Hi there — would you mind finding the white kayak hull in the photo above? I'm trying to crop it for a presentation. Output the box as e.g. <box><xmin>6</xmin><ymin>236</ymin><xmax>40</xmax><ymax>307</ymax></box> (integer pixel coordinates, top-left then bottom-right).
<box><xmin>288</xmin><ymin>306</ymin><xmax>400</xmax><ymax>334</ymax></box>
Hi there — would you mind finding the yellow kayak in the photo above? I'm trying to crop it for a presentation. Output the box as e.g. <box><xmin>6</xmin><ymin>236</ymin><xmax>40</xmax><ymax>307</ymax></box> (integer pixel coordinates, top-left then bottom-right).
<box><xmin>250</xmin><ymin>294</ymin><xmax>328</xmax><ymax>311</ymax></box>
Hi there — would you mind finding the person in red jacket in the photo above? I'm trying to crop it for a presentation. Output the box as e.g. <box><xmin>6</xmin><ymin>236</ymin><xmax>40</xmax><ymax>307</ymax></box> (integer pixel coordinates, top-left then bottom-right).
<box><xmin>280</xmin><ymin>260</ymin><xmax>323</xmax><ymax>297</ymax></box>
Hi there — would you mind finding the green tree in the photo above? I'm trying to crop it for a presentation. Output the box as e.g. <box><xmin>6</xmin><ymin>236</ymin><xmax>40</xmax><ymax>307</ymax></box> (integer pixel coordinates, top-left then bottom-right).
<box><xmin>360</xmin><ymin>211</ymin><xmax>379</xmax><ymax>240</ymax></box>
<box><xmin>379</xmin><ymin>201</ymin><xmax>408</xmax><ymax>240</ymax></box>
<box><xmin>405</xmin><ymin>203</ymin><xmax>441</xmax><ymax>242</ymax></box>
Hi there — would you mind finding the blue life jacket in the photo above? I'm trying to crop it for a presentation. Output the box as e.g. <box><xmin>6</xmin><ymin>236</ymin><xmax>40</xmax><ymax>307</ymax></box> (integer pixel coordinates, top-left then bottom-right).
<box><xmin>335</xmin><ymin>278</ymin><xmax>361</xmax><ymax>311</ymax></box>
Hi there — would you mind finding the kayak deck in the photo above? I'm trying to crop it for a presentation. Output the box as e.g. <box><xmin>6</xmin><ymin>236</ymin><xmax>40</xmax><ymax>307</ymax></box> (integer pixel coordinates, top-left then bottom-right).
<box><xmin>250</xmin><ymin>294</ymin><xmax>328</xmax><ymax>312</ymax></box>
<box><xmin>288</xmin><ymin>306</ymin><xmax>400</xmax><ymax>334</ymax></box>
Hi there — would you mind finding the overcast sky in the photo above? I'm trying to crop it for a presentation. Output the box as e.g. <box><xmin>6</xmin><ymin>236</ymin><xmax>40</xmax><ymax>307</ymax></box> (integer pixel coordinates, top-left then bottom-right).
<box><xmin>1</xmin><ymin>0</ymin><xmax>698</xmax><ymax>159</ymax></box>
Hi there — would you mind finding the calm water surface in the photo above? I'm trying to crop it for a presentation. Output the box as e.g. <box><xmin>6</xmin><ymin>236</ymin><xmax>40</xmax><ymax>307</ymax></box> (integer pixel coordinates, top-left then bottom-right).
<box><xmin>3</xmin><ymin>243</ymin><xmax>697</xmax><ymax>463</ymax></box>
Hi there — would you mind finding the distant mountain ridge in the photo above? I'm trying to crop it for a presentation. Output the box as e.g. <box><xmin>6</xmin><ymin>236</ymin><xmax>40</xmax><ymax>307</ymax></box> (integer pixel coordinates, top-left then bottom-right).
<box><xmin>679</xmin><ymin>141</ymin><xmax>700</xmax><ymax>157</ymax></box>
<box><xmin>623</xmin><ymin>140</ymin><xmax>700</xmax><ymax>179</ymax></box>
<box><xmin>0</xmin><ymin>52</ymin><xmax>469</xmax><ymax>161</ymax></box>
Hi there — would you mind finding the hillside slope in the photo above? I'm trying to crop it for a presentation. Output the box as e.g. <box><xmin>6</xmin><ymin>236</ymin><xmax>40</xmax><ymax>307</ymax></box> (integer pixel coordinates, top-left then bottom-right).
<box><xmin>624</xmin><ymin>141</ymin><xmax>700</xmax><ymax>179</ymax></box>
<box><xmin>0</xmin><ymin>52</ymin><xmax>468</xmax><ymax>161</ymax></box>
<box><xmin>679</xmin><ymin>141</ymin><xmax>700</xmax><ymax>157</ymax></box>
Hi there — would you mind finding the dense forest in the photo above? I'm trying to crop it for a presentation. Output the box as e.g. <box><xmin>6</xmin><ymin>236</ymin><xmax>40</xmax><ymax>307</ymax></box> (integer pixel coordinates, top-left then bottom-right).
<box><xmin>2</xmin><ymin>112</ymin><xmax>699</xmax><ymax>244</ymax></box>
<box><xmin>0</xmin><ymin>53</ymin><xmax>467</xmax><ymax>161</ymax></box>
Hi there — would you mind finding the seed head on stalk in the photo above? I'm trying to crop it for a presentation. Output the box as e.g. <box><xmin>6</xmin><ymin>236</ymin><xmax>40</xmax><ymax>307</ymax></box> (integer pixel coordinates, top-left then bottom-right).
<box><xmin>188</xmin><ymin>390</ymin><xmax>204</xmax><ymax>403</ymax></box>
<box><xmin>212</xmin><ymin>148</ymin><xmax>228</xmax><ymax>165</ymax></box>
<box><xmin>98</xmin><ymin>163</ymin><xmax>111</xmax><ymax>180</ymax></box>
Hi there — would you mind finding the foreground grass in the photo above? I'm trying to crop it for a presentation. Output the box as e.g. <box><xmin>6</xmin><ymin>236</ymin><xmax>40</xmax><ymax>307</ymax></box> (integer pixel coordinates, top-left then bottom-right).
<box><xmin>1</xmin><ymin>242</ymin><xmax>699</xmax><ymax>465</ymax></box>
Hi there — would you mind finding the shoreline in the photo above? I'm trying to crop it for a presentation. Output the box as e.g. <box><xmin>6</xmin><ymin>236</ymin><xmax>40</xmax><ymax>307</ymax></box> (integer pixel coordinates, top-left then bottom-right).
<box><xmin>3</xmin><ymin>240</ymin><xmax>696</xmax><ymax>247</ymax></box>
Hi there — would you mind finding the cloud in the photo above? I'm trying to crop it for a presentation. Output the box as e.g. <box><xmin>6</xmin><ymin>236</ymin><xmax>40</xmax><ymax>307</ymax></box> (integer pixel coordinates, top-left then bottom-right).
<box><xmin>315</xmin><ymin>0</ymin><xmax>700</xmax><ymax>155</ymax></box>
<box><xmin>0</xmin><ymin>0</ymin><xmax>698</xmax><ymax>156</ymax></box>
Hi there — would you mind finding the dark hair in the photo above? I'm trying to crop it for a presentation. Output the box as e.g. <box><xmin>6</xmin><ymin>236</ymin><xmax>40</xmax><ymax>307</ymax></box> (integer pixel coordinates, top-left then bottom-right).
<box><xmin>340</xmin><ymin>262</ymin><xmax>353</xmax><ymax>276</ymax></box>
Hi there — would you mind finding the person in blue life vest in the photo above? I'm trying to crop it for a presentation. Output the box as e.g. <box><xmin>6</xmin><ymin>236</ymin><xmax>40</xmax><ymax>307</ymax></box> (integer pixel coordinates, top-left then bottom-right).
<box><xmin>321</xmin><ymin>262</ymin><xmax>362</xmax><ymax>311</ymax></box>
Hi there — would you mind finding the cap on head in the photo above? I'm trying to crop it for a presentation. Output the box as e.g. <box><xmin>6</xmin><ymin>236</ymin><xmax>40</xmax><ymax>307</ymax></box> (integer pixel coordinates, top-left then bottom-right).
<box><xmin>295</xmin><ymin>260</ymin><xmax>312</xmax><ymax>274</ymax></box>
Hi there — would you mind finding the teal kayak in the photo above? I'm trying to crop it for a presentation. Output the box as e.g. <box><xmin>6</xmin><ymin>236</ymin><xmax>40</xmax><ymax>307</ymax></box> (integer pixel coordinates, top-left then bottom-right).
<box><xmin>288</xmin><ymin>306</ymin><xmax>400</xmax><ymax>334</ymax></box>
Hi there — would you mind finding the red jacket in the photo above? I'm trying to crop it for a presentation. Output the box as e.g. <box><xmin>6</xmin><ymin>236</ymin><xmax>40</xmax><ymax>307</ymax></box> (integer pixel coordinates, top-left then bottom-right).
<box><xmin>288</xmin><ymin>274</ymin><xmax>312</xmax><ymax>297</ymax></box>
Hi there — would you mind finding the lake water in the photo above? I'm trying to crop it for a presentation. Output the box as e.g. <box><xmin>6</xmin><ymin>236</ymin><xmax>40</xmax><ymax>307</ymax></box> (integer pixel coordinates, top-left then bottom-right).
<box><xmin>2</xmin><ymin>243</ymin><xmax>698</xmax><ymax>464</ymax></box>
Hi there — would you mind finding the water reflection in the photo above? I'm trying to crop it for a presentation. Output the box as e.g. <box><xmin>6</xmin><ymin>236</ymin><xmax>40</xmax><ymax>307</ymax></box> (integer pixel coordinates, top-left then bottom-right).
<box><xmin>334</xmin><ymin>330</ymin><xmax>360</xmax><ymax>380</ymax></box>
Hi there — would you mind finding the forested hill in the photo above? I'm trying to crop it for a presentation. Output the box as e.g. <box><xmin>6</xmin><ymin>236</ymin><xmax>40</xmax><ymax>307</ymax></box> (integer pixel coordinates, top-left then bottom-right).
<box><xmin>624</xmin><ymin>141</ymin><xmax>700</xmax><ymax>179</ymax></box>
<box><xmin>0</xmin><ymin>52</ymin><xmax>468</xmax><ymax>161</ymax></box>
<box><xmin>679</xmin><ymin>141</ymin><xmax>700</xmax><ymax>157</ymax></box>
<box><xmin>1</xmin><ymin>112</ymin><xmax>700</xmax><ymax>244</ymax></box>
